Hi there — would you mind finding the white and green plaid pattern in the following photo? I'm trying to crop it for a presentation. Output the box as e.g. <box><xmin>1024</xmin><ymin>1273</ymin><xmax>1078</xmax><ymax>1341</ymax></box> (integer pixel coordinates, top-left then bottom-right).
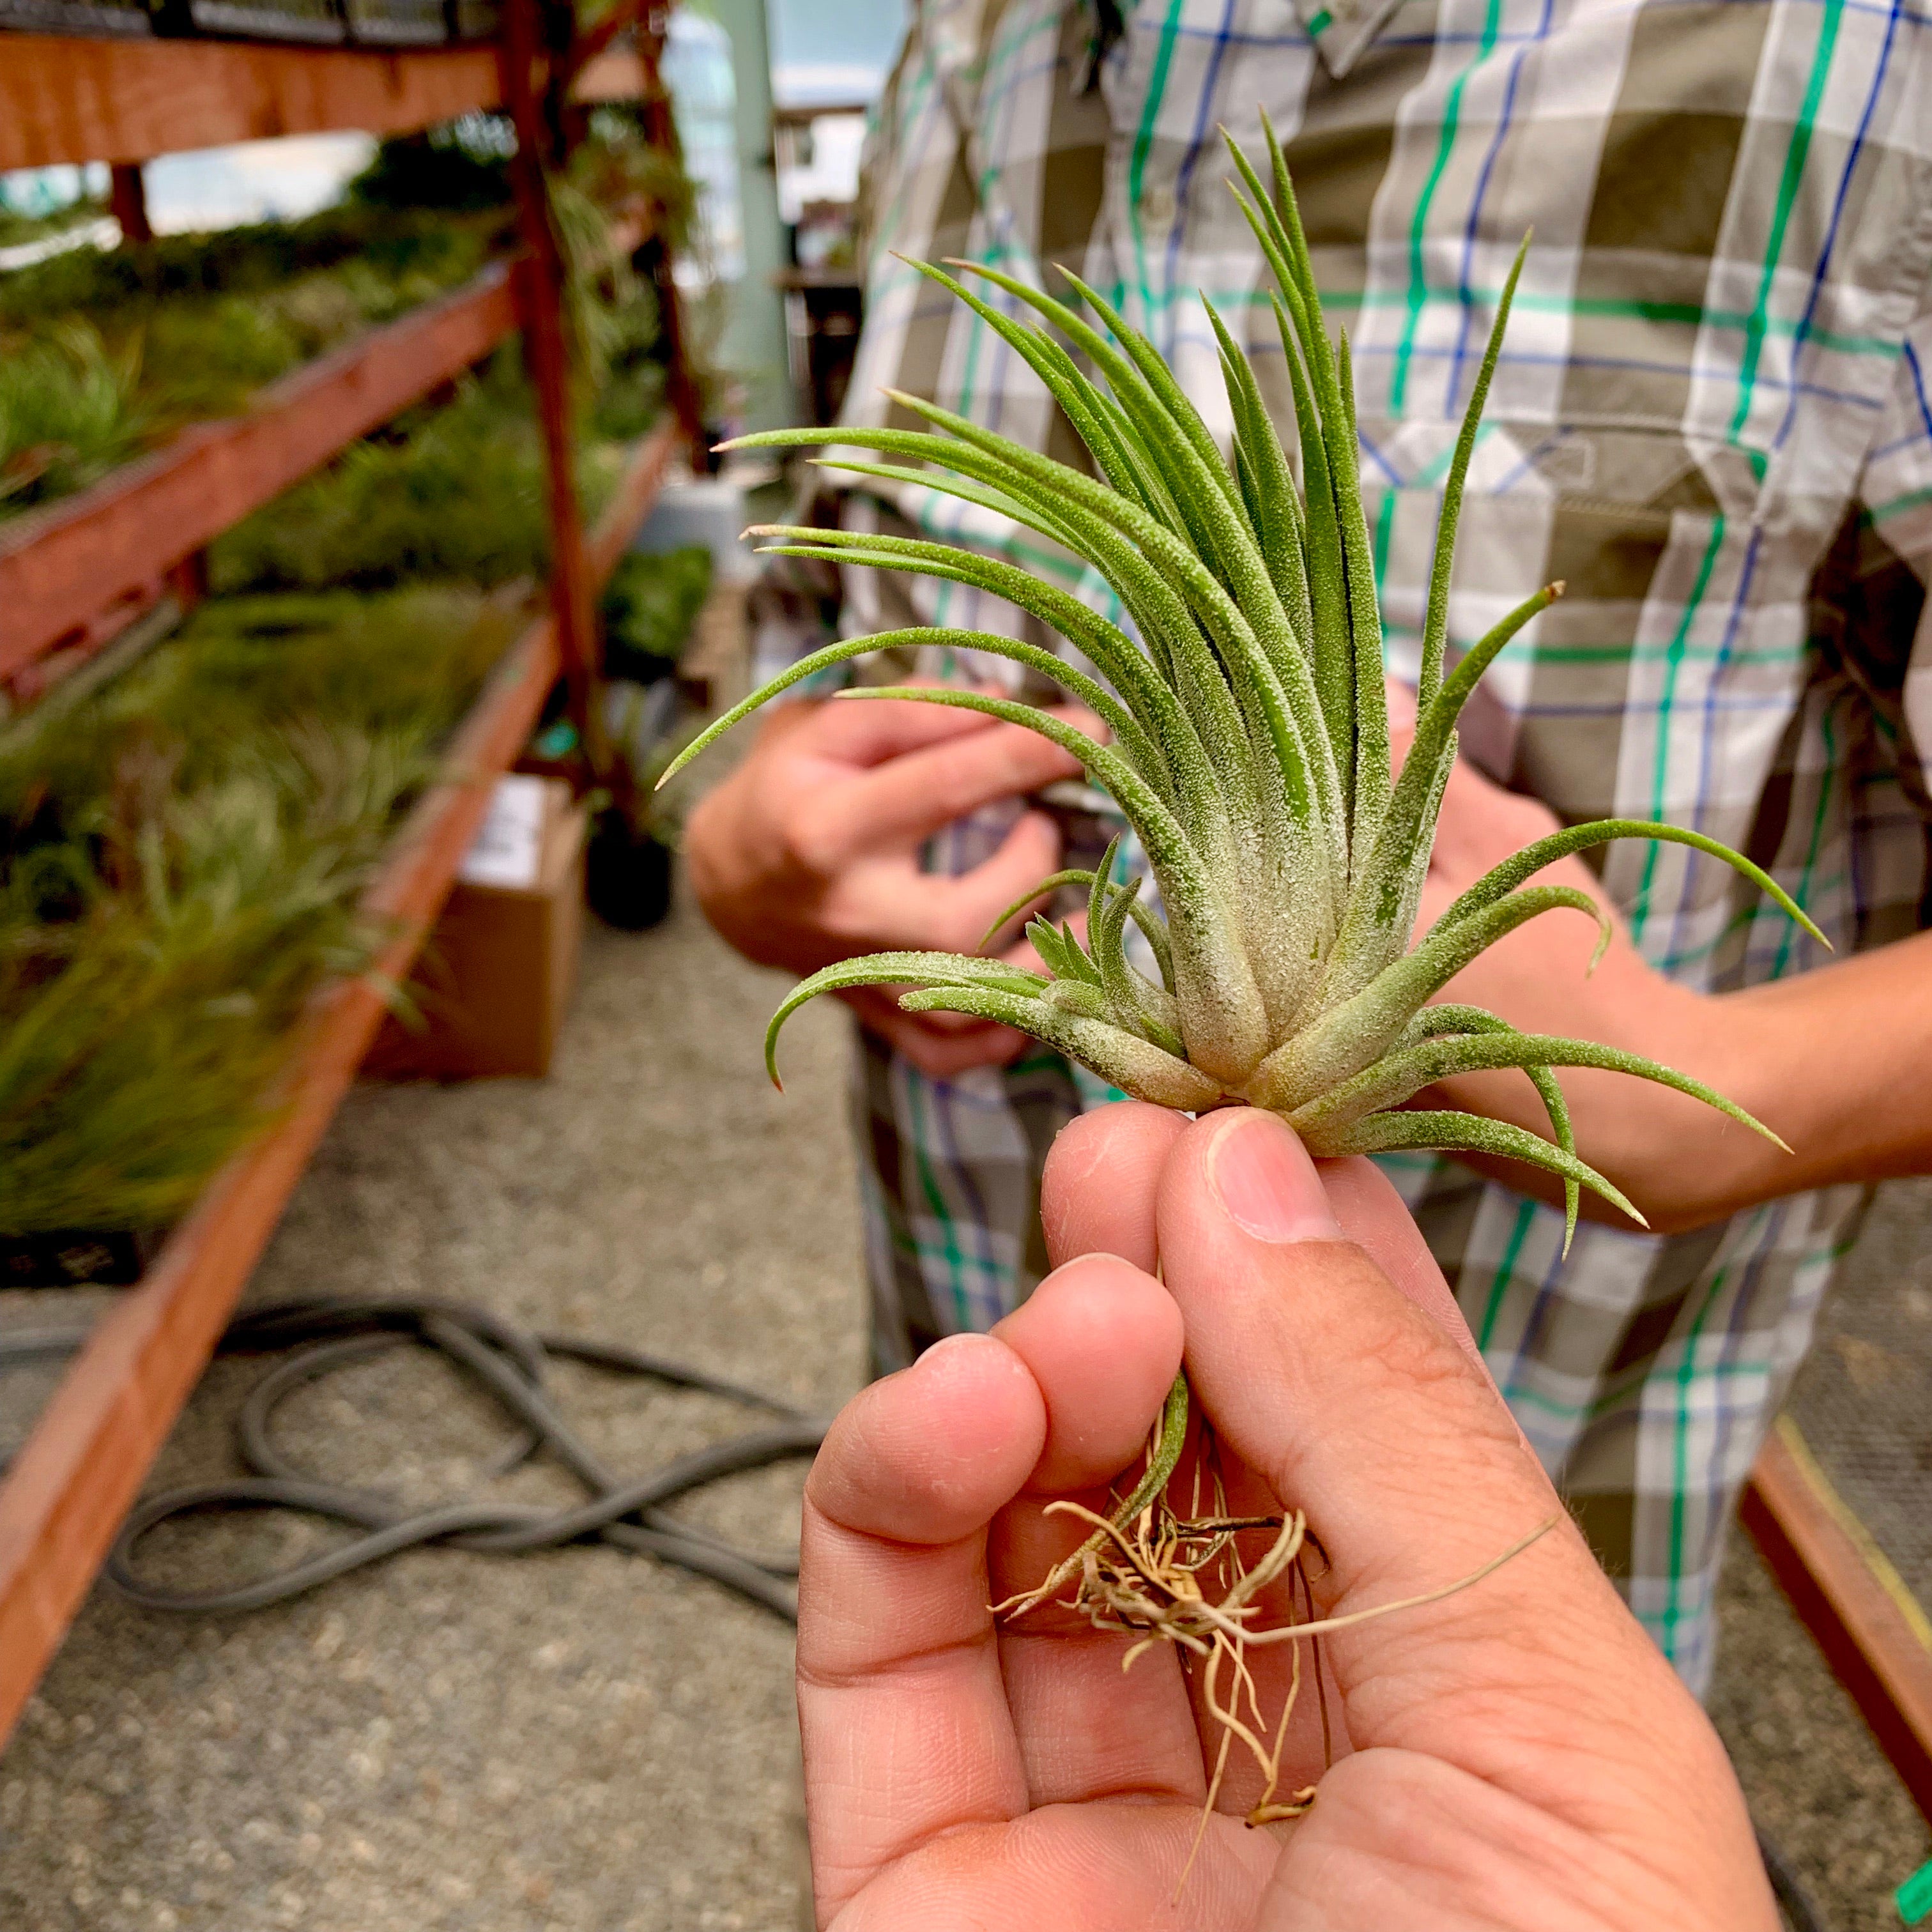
<box><xmin>752</xmin><ymin>0</ymin><xmax>1932</xmax><ymax>1692</ymax></box>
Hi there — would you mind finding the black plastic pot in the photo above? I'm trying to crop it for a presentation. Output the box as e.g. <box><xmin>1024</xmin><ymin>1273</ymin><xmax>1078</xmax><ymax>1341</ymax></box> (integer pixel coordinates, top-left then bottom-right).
<box><xmin>1</xmin><ymin>1227</ymin><xmax>165</xmax><ymax>1289</ymax></box>
<box><xmin>586</xmin><ymin>812</ymin><xmax>674</xmax><ymax>931</ymax></box>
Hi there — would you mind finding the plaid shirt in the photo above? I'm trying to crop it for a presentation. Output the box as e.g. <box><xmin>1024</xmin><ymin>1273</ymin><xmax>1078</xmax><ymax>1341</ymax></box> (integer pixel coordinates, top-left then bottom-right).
<box><xmin>754</xmin><ymin>0</ymin><xmax>1932</xmax><ymax>1691</ymax></box>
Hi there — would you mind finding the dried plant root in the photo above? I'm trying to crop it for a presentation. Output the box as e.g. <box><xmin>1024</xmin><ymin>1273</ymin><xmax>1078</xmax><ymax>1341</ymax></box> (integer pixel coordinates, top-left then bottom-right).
<box><xmin>990</xmin><ymin>1367</ymin><xmax>1192</xmax><ymax>1622</ymax></box>
<box><xmin>1000</xmin><ymin>1462</ymin><xmax>1559</xmax><ymax>1890</ymax></box>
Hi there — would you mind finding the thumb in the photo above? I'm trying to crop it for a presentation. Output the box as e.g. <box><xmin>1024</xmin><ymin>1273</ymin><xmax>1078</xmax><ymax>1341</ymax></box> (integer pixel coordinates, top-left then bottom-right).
<box><xmin>1156</xmin><ymin>1107</ymin><xmax>1774</xmax><ymax>1923</ymax></box>
<box><xmin>1154</xmin><ymin>1109</ymin><xmax>1644</xmax><ymax>1747</ymax></box>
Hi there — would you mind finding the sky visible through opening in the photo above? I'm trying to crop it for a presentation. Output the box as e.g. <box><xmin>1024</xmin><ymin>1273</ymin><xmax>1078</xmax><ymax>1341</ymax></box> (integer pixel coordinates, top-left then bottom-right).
<box><xmin>767</xmin><ymin>0</ymin><xmax>907</xmax><ymax>107</ymax></box>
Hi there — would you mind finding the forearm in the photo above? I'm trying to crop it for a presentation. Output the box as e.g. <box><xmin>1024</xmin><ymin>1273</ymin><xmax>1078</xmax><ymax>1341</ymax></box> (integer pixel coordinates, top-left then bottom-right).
<box><xmin>1427</xmin><ymin>928</ymin><xmax>1932</xmax><ymax>1234</ymax></box>
<box><xmin>1718</xmin><ymin>925</ymin><xmax>1932</xmax><ymax>1197</ymax></box>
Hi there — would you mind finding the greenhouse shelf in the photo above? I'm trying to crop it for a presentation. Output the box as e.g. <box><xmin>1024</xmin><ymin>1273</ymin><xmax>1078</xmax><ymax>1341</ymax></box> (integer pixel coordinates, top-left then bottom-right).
<box><xmin>0</xmin><ymin>36</ymin><xmax>648</xmax><ymax>171</ymax></box>
<box><xmin>0</xmin><ymin>425</ymin><xmax>677</xmax><ymax>1745</ymax></box>
<box><xmin>587</xmin><ymin>415</ymin><xmax>677</xmax><ymax>586</ymax></box>
<box><xmin>1</xmin><ymin>259</ymin><xmax>520</xmax><ymax>685</ymax></box>
<box><xmin>1744</xmin><ymin>1426</ymin><xmax>1932</xmax><ymax>1818</ymax></box>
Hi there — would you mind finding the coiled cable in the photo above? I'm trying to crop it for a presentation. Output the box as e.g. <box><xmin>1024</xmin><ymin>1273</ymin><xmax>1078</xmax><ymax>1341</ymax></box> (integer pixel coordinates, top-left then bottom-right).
<box><xmin>2</xmin><ymin>1297</ymin><xmax>825</xmax><ymax>1623</ymax></box>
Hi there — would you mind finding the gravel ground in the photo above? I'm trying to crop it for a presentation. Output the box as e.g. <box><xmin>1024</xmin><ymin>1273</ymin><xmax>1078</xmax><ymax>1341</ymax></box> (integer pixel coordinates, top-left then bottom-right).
<box><xmin>1</xmin><ymin>883</ymin><xmax>1927</xmax><ymax>1929</ymax></box>
<box><xmin>1</xmin><ymin>883</ymin><xmax>864</xmax><ymax>1932</ymax></box>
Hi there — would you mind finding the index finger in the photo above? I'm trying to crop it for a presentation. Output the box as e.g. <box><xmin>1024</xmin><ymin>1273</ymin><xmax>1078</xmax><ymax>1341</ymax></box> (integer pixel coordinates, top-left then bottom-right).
<box><xmin>797</xmin><ymin>1337</ymin><xmax>1041</xmax><ymax>1919</ymax></box>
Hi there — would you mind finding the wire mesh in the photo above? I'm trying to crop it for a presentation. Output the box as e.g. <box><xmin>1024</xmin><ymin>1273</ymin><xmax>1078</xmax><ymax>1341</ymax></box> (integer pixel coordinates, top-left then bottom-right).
<box><xmin>1782</xmin><ymin>1181</ymin><xmax>1932</xmax><ymax>1630</ymax></box>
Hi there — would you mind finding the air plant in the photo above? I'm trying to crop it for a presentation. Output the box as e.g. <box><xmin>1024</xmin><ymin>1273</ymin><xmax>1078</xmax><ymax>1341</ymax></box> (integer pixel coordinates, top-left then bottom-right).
<box><xmin>660</xmin><ymin>127</ymin><xmax>1816</xmax><ymax>1799</ymax></box>
<box><xmin>0</xmin><ymin>319</ymin><xmax>145</xmax><ymax>514</ymax></box>
<box><xmin>666</xmin><ymin>128</ymin><xmax>1814</xmax><ymax>1244</ymax></box>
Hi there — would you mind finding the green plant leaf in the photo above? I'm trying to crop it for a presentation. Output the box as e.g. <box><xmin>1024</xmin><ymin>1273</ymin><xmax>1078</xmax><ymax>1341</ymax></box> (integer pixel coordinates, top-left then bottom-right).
<box><xmin>1394</xmin><ymin>1004</ymin><xmax>1581</xmax><ymax>1249</ymax></box>
<box><xmin>1302</xmin><ymin>1108</ymin><xmax>1645</xmax><ymax>1227</ymax></box>
<box><xmin>897</xmin><ymin>983</ymin><xmax>1225</xmax><ymax>1110</ymax></box>
<box><xmin>1434</xmin><ymin>816</ymin><xmax>1828</xmax><ymax>949</ymax></box>
<box><xmin>762</xmin><ymin>951</ymin><xmax>1048</xmax><ymax>1085</ymax></box>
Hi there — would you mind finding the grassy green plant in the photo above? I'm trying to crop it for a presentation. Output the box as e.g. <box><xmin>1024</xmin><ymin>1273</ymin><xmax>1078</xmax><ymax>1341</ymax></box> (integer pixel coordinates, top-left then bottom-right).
<box><xmin>208</xmin><ymin>358</ymin><xmax>552</xmax><ymax>594</ymax></box>
<box><xmin>0</xmin><ymin>200</ymin><xmax>507</xmax><ymax>524</ymax></box>
<box><xmin>668</xmin><ymin>127</ymin><xmax>1818</xmax><ymax>1252</ymax></box>
<box><xmin>0</xmin><ymin>194</ymin><xmax>108</xmax><ymax>250</ymax></box>
<box><xmin>0</xmin><ymin>319</ymin><xmax>146</xmax><ymax>514</ymax></box>
<box><xmin>1</xmin><ymin>744</ymin><xmax>400</xmax><ymax>1236</ymax></box>
<box><xmin>0</xmin><ymin>203</ymin><xmax>499</xmax><ymax>328</ymax></box>
<box><xmin>209</xmin><ymin>340</ymin><xmax>641</xmax><ymax>597</ymax></box>
<box><xmin>601</xmin><ymin>545</ymin><xmax>712</xmax><ymax>682</ymax></box>
<box><xmin>0</xmin><ymin>588</ymin><xmax>521</xmax><ymax>1237</ymax></box>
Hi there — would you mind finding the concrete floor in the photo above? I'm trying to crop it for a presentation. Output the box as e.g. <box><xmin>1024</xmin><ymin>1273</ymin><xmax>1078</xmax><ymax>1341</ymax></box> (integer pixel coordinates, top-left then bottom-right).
<box><xmin>1</xmin><ymin>877</ymin><xmax>1928</xmax><ymax>1930</ymax></box>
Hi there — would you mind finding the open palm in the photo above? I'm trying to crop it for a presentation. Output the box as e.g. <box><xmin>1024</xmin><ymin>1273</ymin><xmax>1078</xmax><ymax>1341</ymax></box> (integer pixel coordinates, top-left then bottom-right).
<box><xmin>797</xmin><ymin>1103</ymin><xmax>1774</xmax><ymax>1931</ymax></box>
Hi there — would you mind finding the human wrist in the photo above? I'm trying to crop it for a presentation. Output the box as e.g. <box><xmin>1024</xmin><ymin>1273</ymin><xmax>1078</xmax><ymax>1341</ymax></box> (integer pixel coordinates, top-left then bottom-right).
<box><xmin>1615</xmin><ymin>983</ymin><xmax>1790</xmax><ymax>1229</ymax></box>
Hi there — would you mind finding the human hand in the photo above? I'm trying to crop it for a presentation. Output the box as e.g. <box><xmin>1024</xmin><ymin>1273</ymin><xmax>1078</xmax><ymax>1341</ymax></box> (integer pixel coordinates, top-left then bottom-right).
<box><xmin>797</xmin><ymin>1101</ymin><xmax>1774</xmax><ymax>1929</ymax></box>
<box><xmin>684</xmin><ymin>687</ymin><xmax>1095</xmax><ymax>1077</ymax></box>
<box><xmin>1384</xmin><ymin>682</ymin><xmax>1781</xmax><ymax>1231</ymax></box>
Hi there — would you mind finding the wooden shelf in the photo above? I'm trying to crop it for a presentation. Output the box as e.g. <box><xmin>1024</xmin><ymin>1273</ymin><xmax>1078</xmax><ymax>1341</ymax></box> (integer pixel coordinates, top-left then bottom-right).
<box><xmin>1744</xmin><ymin>1423</ymin><xmax>1932</xmax><ymax>1820</ymax></box>
<box><xmin>0</xmin><ymin>0</ymin><xmax>694</xmax><ymax>1743</ymax></box>
<box><xmin>0</xmin><ymin>427</ymin><xmax>674</xmax><ymax>1744</ymax></box>
<box><xmin>586</xmin><ymin>414</ymin><xmax>677</xmax><ymax>586</ymax></box>
<box><xmin>0</xmin><ymin>36</ymin><xmax>648</xmax><ymax>171</ymax></box>
<box><xmin>1</xmin><ymin>260</ymin><xmax>520</xmax><ymax>687</ymax></box>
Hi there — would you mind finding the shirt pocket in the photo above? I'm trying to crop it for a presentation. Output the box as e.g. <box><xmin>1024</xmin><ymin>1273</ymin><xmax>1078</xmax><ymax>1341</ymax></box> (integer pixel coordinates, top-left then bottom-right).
<box><xmin>1356</xmin><ymin>416</ymin><xmax>1758</xmax><ymax>834</ymax></box>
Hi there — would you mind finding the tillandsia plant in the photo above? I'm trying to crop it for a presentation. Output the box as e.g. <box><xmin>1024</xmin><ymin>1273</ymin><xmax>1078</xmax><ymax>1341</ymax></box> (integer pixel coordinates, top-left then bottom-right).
<box><xmin>663</xmin><ymin>124</ymin><xmax>1816</xmax><ymax>1243</ymax></box>
<box><xmin>661</xmin><ymin>126</ymin><xmax>1818</xmax><ymax>1818</ymax></box>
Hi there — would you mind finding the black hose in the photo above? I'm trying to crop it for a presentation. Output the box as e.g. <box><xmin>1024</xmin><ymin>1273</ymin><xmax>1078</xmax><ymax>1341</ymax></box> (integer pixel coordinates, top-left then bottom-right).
<box><xmin>0</xmin><ymin>1298</ymin><xmax>827</xmax><ymax>1624</ymax></box>
<box><xmin>1757</xmin><ymin>1823</ymin><xmax>1830</xmax><ymax>1932</ymax></box>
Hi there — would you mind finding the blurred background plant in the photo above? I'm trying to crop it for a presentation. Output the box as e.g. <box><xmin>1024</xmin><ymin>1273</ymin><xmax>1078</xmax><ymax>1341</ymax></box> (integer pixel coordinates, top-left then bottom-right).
<box><xmin>0</xmin><ymin>107</ymin><xmax>692</xmax><ymax>528</ymax></box>
<box><xmin>0</xmin><ymin>587</ymin><xmax>524</xmax><ymax>1237</ymax></box>
<box><xmin>0</xmin><ymin>100</ymin><xmax>709</xmax><ymax>1234</ymax></box>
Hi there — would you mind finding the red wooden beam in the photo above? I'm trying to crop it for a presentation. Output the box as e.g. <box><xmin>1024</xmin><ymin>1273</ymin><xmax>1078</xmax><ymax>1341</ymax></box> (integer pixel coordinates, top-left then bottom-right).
<box><xmin>0</xmin><ymin>38</ymin><xmax>650</xmax><ymax>171</ymax></box>
<box><xmin>1743</xmin><ymin>1420</ymin><xmax>1932</xmax><ymax>1821</ymax></box>
<box><xmin>0</xmin><ymin>263</ymin><xmax>517</xmax><ymax>686</ymax></box>
<box><xmin>0</xmin><ymin>40</ymin><xmax>503</xmax><ymax>171</ymax></box>
<box><xmin>500</xmin><ymin>0</ymin><xmax>611</xmax><ymax>791</ymax></box>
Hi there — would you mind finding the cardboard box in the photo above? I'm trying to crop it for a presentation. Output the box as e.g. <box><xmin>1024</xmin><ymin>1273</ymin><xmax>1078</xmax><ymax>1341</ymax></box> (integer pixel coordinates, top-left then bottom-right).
<box><xmin>365</xmin><ymin>779</ymin><xmax>588</xmax><ymax>1081</ymax></box>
